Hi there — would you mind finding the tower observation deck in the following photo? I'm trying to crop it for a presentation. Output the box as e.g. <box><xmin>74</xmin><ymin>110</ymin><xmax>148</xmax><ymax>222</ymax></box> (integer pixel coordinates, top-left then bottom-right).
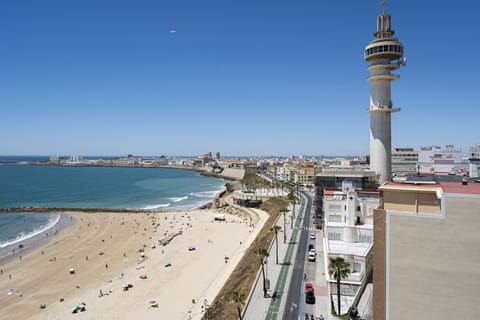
<box><xmin>365</xmin><ymin>1</ymin><xmax>406</xmax><ymax>184</ymax></box>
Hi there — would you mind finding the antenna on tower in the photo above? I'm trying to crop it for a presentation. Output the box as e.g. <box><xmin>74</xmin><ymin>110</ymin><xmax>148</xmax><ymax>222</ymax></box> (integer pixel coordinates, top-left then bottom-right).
<box><xmin>381</xmin><ymin>0</ymin><xmax>388</xmax><ymax>14</ymax></box>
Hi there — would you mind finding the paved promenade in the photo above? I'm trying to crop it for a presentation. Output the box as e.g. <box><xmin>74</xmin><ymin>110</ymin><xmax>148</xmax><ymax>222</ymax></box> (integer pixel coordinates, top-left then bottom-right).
<box><xmin>243</xmin><ymin>192</ymin><xmax>344</xmax><ymax>320</ymax></box>
<box><xmin>243</xmin><ymin>198</ymin><xmax>305</xmax><ymax>320</ymax></box>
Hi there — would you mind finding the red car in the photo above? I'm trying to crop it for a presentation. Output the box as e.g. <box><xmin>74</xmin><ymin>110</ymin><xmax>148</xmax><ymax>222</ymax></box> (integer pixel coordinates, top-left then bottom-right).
<box><xmin>304</xmin><ymin>282</ymin><xmax>314</xmax><ymax>294</ymax></box>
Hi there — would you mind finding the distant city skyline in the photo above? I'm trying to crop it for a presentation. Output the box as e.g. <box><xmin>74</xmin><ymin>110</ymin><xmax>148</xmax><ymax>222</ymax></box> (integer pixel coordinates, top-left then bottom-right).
<box><xmin>1</xmin><ymin>1</ymin><xmax>478</xmax><ymax>156</ymax></box>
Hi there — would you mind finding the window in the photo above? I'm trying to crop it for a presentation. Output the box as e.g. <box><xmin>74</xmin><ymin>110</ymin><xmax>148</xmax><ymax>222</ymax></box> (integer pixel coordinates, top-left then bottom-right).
<box><xmin>328</xmin><ymin>204</ymin><xmax>342</xmax><ymax>212</ymax></box>
<box><xmin>353</xmin><ymin>262</ymin><xmax>361</xmax><ymax>273</ymax></box>
<box><xmin>328</xmin><ymin>214</ymin><xmax>342</xmax><ymax>223</ymax></box>
<box><xmin>359</xmin><ymin>234</ymin><xmax>372</xmax><ymax>243</ymax></box>
<box><xmin>328</xmin><ymin>232</ymin><xmax>341</xmax><ymax>240</ymax></box>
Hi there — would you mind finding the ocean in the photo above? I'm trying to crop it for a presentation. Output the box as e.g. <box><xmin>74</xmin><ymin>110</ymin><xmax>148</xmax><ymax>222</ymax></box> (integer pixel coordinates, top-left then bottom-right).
<box><xmin>0</xmin><ymin>163</ymin><xmax>226</xmax><ymax>249</ymax></box>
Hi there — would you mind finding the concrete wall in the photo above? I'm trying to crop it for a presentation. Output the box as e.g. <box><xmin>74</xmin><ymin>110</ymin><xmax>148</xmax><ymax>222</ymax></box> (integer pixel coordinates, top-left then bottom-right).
<box><xmin>373</xmin><ymin>209</ymin><xmax>386</xmax><ymax>320</ymax></box>
<box><xmin>383</xmin><ymin>190</ymin><xmax>440</xmax><ymax>214</ymax></box>
<box><xmin>387</xmin><ymin>195</ymin><xmax>480</xmax><ymax>319</ymax></box>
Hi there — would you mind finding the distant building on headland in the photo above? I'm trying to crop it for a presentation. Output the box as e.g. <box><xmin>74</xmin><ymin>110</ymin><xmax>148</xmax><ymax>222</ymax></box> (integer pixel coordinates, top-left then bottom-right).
<box><xmin>49</xmin><ymin>155</ymin><xmax>83</xmax><ymax>164</ymax></box>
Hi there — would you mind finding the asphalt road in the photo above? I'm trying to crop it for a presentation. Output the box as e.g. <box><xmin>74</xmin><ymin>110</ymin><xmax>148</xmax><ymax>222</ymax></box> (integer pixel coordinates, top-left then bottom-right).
<box><xmin>282</xmin><ymin>191</ymin><xmax>313</xmax><ymax>320</ymax></box>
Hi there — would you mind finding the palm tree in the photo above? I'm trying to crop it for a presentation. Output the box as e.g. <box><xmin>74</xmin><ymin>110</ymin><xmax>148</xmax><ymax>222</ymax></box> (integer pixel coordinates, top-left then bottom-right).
<box><xmin>272</xmin><ymin>225</ymin><xmax>282</xmax><ymax>264</ymax></box>
<box><xmin>328</xmin><ymin>257</ymin><xmax>351</xmax><ymax>316</ymax></box>
<box><xmin>287</xmin><ymin>188</ymin><xmax>298</xmax><ymax>218</ymax></box>
<box><xmin>231</xmin><ymin>291</ymin><xmax>246</xmax><ymax>320</ymax></box>
<box><xmin>287</xmin><ymin>189</ymin><xmax>297</xmax><ymax>228</ymax></box>
<box><xmin>280</xmin><ymin>207</ymin><xmax>289</xmax><ymax>243</ymax></box>
<box><xmin>255</xmin><ymin>248</ymin><xmax>269</xmax><ymax>297</ymax></box>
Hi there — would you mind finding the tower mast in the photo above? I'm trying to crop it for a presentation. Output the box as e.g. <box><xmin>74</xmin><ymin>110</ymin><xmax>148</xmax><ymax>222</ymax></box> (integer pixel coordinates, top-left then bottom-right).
<box><xmin>364</xmin><ymin>1</ymin><xmax>406</xmax><ymax>184</ymax></box>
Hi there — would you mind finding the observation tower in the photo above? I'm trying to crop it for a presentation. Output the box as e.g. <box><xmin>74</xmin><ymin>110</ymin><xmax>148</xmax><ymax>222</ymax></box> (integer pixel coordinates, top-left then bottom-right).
<box><xmin>364</xmin><ymin>1</ymin><xmax>406</xmax><ymax>184</ymax></box>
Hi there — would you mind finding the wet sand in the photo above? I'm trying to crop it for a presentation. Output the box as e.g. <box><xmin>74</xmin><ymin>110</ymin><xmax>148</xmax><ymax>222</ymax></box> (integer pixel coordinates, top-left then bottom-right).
<box><xmin>0</xmin><ymin>213</ymin><xmax>74</xmax><ymax>266</ymax></box>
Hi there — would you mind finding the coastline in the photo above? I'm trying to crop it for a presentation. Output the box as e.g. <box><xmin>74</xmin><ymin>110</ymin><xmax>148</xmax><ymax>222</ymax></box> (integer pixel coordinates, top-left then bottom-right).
<box><xmin>0</xmin><ymin>163</ymin><xmax>250</xmax><ymax>319</ymax></box>
<box><xmin>8</xmin><ymin>161</ymin><xmax>245</xmax><ymax>181</ymax></box>
<box><xmin>0</xmin><ymin>186</ymin><xmax>228</xmax><ymax>267</ymax></box>
<box><xmin>0</xmin><ymin>205</ymin><xmax>267</xmax><ymax>320</ymax></box>
<box><xmin>0</xmin><ymin>186</ymin><xmax>227</xmax><ymax>214</ymax></box>
<box><xmin>0</xmin><ymin>213</ymin><xmax>74</xmax><ymax>267</ymax></box>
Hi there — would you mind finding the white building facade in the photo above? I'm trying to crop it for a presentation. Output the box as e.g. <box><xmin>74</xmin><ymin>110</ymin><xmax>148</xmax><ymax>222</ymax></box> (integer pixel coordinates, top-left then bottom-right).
<box><xmin>323</xmin><ymin>185</ymin><xmax>380</xmax><ymax>313</ymax></box>
<box><xmin>418</xmin><ymin>145</ymin><xmax>464</xmax><ymax>174</ymax></box>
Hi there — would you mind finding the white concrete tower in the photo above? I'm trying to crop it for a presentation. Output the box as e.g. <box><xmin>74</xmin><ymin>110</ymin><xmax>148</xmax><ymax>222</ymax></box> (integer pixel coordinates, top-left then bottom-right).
<box><xmin>364</xmin><ymin>1</ymin><xmax>406</xmax><ymax>184</ymax></box>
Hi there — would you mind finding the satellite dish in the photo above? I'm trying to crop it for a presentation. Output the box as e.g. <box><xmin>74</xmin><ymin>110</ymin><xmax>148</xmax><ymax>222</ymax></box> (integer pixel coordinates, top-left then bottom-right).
<box><xmin>398</xmin><ymin>57</ymin><xmax>407</xmax><ymax>67</ymax></box>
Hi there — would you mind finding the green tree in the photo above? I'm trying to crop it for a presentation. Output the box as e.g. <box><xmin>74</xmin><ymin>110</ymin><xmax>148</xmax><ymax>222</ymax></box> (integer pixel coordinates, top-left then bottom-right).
<box><xmin>231</xmin><ymin>291</ymin><xmax>246</xmax><ymax>320</ymax></box>
<box><xmin>287</xmin><ymin>188</ymin><xmax>298</xmax><ymax>227</ymax></box>
<box><xmin>328</xmin><ymin>257</ymin><xmax>351</xmax><ymax>316</ymax></box>
<box><xmin>255</xmin><ymin>248</ymin><xmax>269</xmax><ymax>297</ymax></box>
<box><xmin>272</xmin><ymin>225</ymin><xmax>282</xmax><ymax>264</ymax></box>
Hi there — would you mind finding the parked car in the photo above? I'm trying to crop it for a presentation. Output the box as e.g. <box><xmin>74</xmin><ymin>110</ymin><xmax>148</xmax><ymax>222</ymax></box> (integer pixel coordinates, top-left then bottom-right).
<box><xmin>308</xmin><ymin>244</ymin><xmax>314</xmax><ymax>251</ymax></box>
<box><xmin>305</xmin><ymin>291</ymin><xmax>316</xmax><ymax>304</ymax></box>
<box><xmin>309</xmin><ymin>232</ymin><xmax>315</xmax><ymax>239</ymax></box>
<box><xmin>304</xmin><ymin>282</ymin><xmax>314</xmax><ymax>294</ymax></box>
<box><xmin>308</xmin><ymin>251</ymin><xmax>316</xmax><ymax>262</ymax></box>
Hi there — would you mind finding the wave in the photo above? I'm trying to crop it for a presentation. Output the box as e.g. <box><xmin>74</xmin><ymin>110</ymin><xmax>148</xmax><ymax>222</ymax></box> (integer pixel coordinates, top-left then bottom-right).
<box><xmin>170</xmin><ymin>196</ymin><xmax>188</xmax><ymax>203</ymax></box>
<box><xmin>143</xmin><ymin>203</ymin><xmax>171</xmax><ymax>210</ymax></box>
<box><xmin>0</xmin><ymin>214</ymin><xmax>61</xmax><ymax>249</ymax></box>
<box><xmin>190</xmin><ymin>190</ymin><xmax>219</xmax><ymax>198</ymax></box>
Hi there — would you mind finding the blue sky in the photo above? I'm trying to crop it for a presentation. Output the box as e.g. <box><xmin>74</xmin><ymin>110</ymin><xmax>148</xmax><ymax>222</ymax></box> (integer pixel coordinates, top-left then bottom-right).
<box><xmin>1</xmin><ymin>0</ymin><xmax>479</xmax><ymax>157</ymax></box>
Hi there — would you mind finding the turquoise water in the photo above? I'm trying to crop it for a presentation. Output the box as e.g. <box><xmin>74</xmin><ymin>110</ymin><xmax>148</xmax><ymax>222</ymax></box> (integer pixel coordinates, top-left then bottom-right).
<box><xmin>0</xmin><ymin>164</ymin><xmax>225</xmax><ymax>248</ymax></box>
<box><xmin>0</xmin><ymin>165</ymin><xmax>225</xmax><ymax>209</ymax></box>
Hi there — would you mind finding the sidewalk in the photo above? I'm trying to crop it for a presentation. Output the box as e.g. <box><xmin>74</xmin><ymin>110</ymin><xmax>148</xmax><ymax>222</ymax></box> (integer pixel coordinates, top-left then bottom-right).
<box><xmin>243</xmin><ymin>197</ymin><xmax>306</xmax><ymax>320</ymax></box>
<box><xmin>311</xmin><ymin>232</ymin><xmax>337</xmax><ymax>320</ymax></box>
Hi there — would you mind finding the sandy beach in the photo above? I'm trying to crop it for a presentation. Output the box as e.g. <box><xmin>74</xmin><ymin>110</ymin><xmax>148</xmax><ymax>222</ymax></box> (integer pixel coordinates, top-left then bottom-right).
<box><xmin>0</xmin><ymin>206</ymin><xmax>267</xmax><ymax>320</ymax></box>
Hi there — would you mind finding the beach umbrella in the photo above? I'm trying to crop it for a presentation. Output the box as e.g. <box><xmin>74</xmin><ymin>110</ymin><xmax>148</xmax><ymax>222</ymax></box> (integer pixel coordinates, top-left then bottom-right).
<box><xmin>148</xmin><ymin>300</ymin><xmax>159</xmax><ymax>308</ymax></box>
<box><xmin>7</xmin><ymin>288</ymin><xmax>22</xmax><ymax>297</ymax></box>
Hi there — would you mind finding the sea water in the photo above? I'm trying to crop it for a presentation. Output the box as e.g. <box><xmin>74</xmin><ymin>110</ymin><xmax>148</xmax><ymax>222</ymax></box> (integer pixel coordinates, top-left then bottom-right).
<box><xmin>0</xmin><ymin>212</ymin><xmax>60</xmax><ymax>249</ymax></box>
<box><xmin>0</xmin><ymin>164</ymin><xmax>226</xmax><ymax>248</ymax></box>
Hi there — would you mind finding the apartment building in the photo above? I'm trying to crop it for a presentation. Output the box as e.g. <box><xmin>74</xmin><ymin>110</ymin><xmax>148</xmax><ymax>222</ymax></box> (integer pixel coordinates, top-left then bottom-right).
<box><xmin>391</xmin><ymin>147</ymin><xmax>418</xmax><ymax>174</ymax></box>
<box><xmin>417</xmin><ymin>145</ymin><xmax>464</xmax><ymax>174</ymax></box>
<box><xmin>323</xmin><ymin>186</ymin><xmax>380</xmax><ymax>314</ymax></box>
<box><xmin>373</xmin><ymin>176</ymin><xmax>480</xmax><ymax>320</ymax></box>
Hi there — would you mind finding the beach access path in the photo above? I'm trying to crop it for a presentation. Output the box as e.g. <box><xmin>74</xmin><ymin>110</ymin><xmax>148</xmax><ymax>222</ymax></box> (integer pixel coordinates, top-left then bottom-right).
<box><xmin>0</xmin><ymin>207</ymin><xmax>267</xmax><ymax>320</ymax></box>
